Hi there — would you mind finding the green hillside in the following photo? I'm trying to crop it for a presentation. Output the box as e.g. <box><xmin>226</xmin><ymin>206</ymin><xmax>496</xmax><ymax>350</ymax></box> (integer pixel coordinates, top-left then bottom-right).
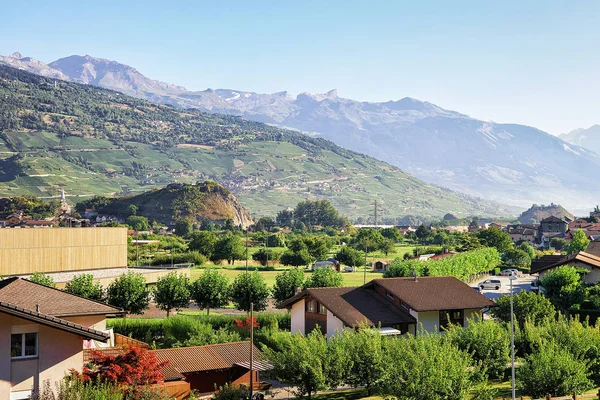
<box><xmin>0</xmin><ymin>65</ymin><xmax>518</xmax><ymax>219</ymax></box>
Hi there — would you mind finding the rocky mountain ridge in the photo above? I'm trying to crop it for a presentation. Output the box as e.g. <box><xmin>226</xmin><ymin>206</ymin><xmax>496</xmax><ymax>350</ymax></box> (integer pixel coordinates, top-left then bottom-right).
<box><xmin>1</xmin><ymin>52</ymin><xmax>599</xmax><ymax>212</ymax></box>
<box><xmin>560</xmin><ymin>125</ymin><xmax>600</xmax><ymax>155</ymax></box>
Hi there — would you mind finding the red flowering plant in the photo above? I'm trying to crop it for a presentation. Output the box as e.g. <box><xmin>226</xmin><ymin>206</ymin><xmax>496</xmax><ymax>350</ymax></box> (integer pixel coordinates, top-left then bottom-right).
<box><xmin>71</xmin><ymin>346</ymin><xmax>169</xmax><ymax>386</ymax></box>
<box><xmin>234</xmin><ymin>316</ymin><xmax>259</xmax><ymax>335</ymax></box>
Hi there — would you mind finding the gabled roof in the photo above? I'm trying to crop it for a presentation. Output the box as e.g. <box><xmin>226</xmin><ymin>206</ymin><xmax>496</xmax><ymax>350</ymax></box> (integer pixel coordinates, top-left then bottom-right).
<box><xmin>0</xmin><ymin>301</ymin><xmax>109</xmax><ymax>341</ymax></box>
<box><xmin>151</xmin><ymin>342</ymin><xmax>264</xmax><ymax>375</ymax></box>
<box><xmin>530</xmin><ymin>251</ymin><xmax>600</xmax><ymax>274</ymax></box>
<box><xmin>280</xmin><ymin>286</ymin><xmax>415</xmax><ymax>327</ymax></box>
<box><xmin>0</xmin><ymin>277</ymin><xmax>121</xmax><ymax>317</ymax></box>
<box><xmin>367</xmin><ymin>277</ymin><xmax>495</xmax><ymax>312</ymax></box>
<box><xmin>587</xmin><ymin>240</ymin><xmax>600</xmax><ymax>257</ymax></box>
<box><xmin>541</xmin><ymin>216</ymin><xmax>567</xmax><ymax>224</ymax></box>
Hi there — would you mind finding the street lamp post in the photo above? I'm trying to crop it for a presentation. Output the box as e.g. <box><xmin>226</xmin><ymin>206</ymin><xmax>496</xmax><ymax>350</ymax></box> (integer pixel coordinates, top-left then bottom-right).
<box><xmin>509</xmin><ymin>274</ymin><xmax>517</xmax><ymax>400</ymax></box>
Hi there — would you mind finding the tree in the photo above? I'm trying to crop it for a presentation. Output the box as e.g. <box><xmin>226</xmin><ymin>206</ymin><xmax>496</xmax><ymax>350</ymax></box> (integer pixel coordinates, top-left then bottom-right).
<box><xmin>415</xmin><ymin>225</ymin><xmax>431</xmax><ymax>242</ymax></box>
<box><xmin>252</xmin><ymin>248</ymin><xmax>282</xmax><ymax>266</ymax></box>
<box><xmin>126</xmin><ymin>204</ymin><xmax>138</xmax><ymax>216</ymax></box>
<box><xmin>230</xmin><ymin>271</ymin><xmax>270</xmax><ymax>312</ymax></box>
<box><xmin>517</xmin><ymin>343</ymin><xmax>592</xmax><ymax>398</ymax></box>
<box><xmin>491</xmin><ymin>291</ymin><xmax>555</xmax><ymax>327</ymax></box>
<box><xmin>272</xmin><ymin>269</ymin><xmax>305</xmax><ymax>304</ymax></box>
<box><xmin>190</xmin><ymin>269</ymin><xmax>231</xmax><ymax>314</ymax></box>
<box><xmin>381</xmin><ymin>239</ymin><xmax>396</xmax><ymax>256</ymax></box>
<box><xmin>475</xmin><ymin>227</ymin><xmax>513</xmax><ymax>252</ymax></box>
<box><xmin>29</xmin><ymin>272</ymin><xmax>56</xmax><ymax>288</ymax></box>
<box><xmin>568</xmin><ymin>229</ymin><xmax>591</xmax><ymax>254</ymax></box>
<box><xmin>302</xmin><ymin>235</ymin><xmax>334</xmax><ymax>261</ymax></box>
<box><xmin>445</xmin><ymin>318</ymin><xmax>510</xmax><ymax>379</ymax></box>
<box><xmin>342</xmin><ymin>328</ymin><xmax>385</xmax><ymax>395</ymax></box>
<box><xmin>335</xmin><ymin>246</ymin><xmax>364</xmax><ymax>268</ymax></box>
<box><xmin>540</xmin><ymin>266</ymin><xmax>587</xmax><ymax>311</ymax></box>
<box><xmin>153</xmin><ymin>272</ymin><xmax>190</xmax><ymax>317</ymax></box>
<box><xmin>254</xmin><ymin>217</ymin><xmax>274</xmax><ymax>232</ymax></box>
<box><xmin>304</xmin><ymin>268</ymin><xmax>343</xmax><ymax>289</ymax></box>
<box><xmin>73</xmin><ymin>346</ymin><xmax>168</xmax><ymax>386</ymax></box>
<box><xmin>188</xmin><ymin>230</ymin><xmax>217</xmax><ymax>257</ymax></box>
<box><xmin>293</xmin><ymin>199</ymin><xmax>346</xmax><ymax>228</ymax></box>
<box><xmin>381</xmin><ymin>227</ymin><xmax>403</xmax><ymax>242</ymax></box>
<box><xmin>550</xmin><ymin>237</ymin><xmax>568</xmax><ymax>251</ymax></box>
<box><xmin>106</xmin><ymin>272</ymin><xmax>150</xmax><ymax>315</ymax></box>
<box><xmin>519</xmin><ymin>242</ymin><xmax>536</xmax><ymax>259</ymax></box>
<box><xmin>262</xmin><ymin>330</ymin><xmax>328</xmax><ymax>399</ymax></box>
<box><xmin>174</xmin><ymin>219</ymin><xmax>192</xmax><ymax>236</ymax></box>
<box><xmin>502</xmin><ymin>248</ymin><xmax>531</xmax><ymax>268</ymax></box>
<box><xmin>64</xmin><ymin>274</ymin><xmax>103</xmax><ymax>301</ymax></box>
<box><xmin>379</xmin><ymin>332</ymin><xmax>475</xmax><ymax>400</ymax></box>
<box><xmin>126</xmin><ymin>215</ymin><xmax>149</xmax><ymax>231</ymax></box>
<box><xmin>211</xmin><ymin>234</ymin><xmax>245</xmax><ymax>265</ymax></box>
<box><xmin>276</xmin><ymin>209</ymin><xmax>294</xmax><ymax>227</ymax></box>
<box><xmin>280</xmin><ymin>249</ymin><xmax>312</xmax><ymax>268</ymax></box>
<box><xmin>353</xmin><ymin>229</ymin><xmax>385</xmax><ymax>252</ymax></box>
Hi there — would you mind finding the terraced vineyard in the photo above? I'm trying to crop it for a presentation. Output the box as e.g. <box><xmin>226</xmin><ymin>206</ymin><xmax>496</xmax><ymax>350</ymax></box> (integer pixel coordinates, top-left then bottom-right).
<box><xmin>0</xmin><ymin>65</ymin><xmax>518</xmax><ymax>219</ymax></box>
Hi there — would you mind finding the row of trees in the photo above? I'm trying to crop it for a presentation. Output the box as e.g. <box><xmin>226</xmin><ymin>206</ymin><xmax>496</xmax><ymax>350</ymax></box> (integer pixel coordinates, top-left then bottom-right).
<box><xmin>384</xmin><ymin>247</ymin><xmax>501</xmax><ymax>280</ymax></box>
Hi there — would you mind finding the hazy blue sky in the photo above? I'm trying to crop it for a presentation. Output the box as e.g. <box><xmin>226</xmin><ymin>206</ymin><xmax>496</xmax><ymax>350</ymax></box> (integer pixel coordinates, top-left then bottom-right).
<box><xmin>1</xmin><ymin>0</ymin><xmax>598</xmax><ymax>134</ymax></box>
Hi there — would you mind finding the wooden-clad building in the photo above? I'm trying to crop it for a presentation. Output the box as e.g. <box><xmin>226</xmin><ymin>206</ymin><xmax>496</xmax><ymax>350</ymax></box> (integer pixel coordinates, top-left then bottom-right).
<box><xmin>0</xmin><ymin>228</ymin><xmax>127</xmax><ymax>276</ymax></box>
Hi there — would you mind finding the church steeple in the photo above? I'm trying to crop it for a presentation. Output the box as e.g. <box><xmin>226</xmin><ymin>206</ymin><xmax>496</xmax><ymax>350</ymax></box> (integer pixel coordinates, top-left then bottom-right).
<box><xmin>60</xmin><ymin>188</ymin><xmax>66</xmax><ymax>203</ymax></box>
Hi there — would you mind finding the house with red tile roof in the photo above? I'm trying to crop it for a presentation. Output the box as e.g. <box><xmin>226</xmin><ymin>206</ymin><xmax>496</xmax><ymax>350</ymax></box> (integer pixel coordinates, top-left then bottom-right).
<box><xmin>279</xmin><ymin>276</ymin><xmax>494</xmax><ymax>337</ymax></box>
<box><xmin>0</xmin><ymin>277</ymin><xmax>122</xmax><ymax>400</ymax></box>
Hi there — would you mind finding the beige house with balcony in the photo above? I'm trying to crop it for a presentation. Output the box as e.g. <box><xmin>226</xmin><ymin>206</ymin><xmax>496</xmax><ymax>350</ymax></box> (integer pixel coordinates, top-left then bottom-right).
<box><xmin>279</xmin><ymin>276</ymin><xmax>494</xmax><ymax>337</ymax></box>
<box><xmin>0</xmin><ymin>277</ymin><xmax>121</xmax><ymax>400</ymax></box>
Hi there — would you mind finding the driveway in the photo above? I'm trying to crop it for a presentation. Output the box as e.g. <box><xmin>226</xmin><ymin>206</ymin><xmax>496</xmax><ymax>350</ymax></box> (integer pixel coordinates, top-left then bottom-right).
<box><xmin>472</xmin><ymin>274</ymin><xmax>537</xmax><ymax>301</ymax></box>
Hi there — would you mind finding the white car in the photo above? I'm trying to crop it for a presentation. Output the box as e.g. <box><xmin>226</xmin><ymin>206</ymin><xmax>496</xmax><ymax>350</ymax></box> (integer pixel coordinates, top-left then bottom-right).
<box><xmin>479</xmin><ymin>279</ymin><xmax>502</xmax><ymax>290</ymax></box>
<box><xmin>499</xmin><ymin>269</ymin><xmax>520</xmax><ymax>276</ymax></box>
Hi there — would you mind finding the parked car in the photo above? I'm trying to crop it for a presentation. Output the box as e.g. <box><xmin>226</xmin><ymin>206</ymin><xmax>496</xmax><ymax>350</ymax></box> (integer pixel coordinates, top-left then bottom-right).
<box><xmin>480</xmin><ymin>279</ymin><xmax>502</xmax><ymax>290</ymax></box>
<box><xmin>499</xmin><ymin>269</ymin><xmax>520</xmax><ymax>276</ymax></box>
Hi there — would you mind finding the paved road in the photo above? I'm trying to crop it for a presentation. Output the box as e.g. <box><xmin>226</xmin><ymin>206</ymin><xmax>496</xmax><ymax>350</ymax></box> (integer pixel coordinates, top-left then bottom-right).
<box><xmin>472</xmin><ymin>274</ymin><xmax>537</xmax><ymax>301</ymax></box>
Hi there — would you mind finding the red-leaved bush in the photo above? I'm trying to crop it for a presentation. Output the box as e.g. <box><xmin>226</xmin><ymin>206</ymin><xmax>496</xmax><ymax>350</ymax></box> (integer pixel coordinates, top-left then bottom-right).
<box><xmin>72</xmin><ymin>346</ymin><xmax>168</xmax><ymax>386</ymax></box>
<box><xmin>234</xmin><ymin>316</ymin><xmax>259</xmax><ymax>334</ymax></box>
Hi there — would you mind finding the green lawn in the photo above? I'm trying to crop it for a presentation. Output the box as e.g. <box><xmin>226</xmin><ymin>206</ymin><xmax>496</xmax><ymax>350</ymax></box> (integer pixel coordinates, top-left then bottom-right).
<box><xmin>190</xmin><ymin>265</ymin><xmax>386</xmax><ymax>288</ymax></box>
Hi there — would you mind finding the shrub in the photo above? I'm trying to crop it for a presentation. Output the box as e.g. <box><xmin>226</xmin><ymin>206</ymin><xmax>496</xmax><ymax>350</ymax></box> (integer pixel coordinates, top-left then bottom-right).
<box><xmin>212</xmin><ymin>383</ymin><xmax>249</xmax><ymax>400</ymax></box>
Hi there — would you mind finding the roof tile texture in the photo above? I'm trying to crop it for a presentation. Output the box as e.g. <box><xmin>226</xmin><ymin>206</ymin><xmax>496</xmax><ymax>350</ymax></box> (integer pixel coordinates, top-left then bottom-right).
<box><xmin>0</xmin><ymin>277</ymin><xmax>120</xmax><ymax>316</ymax></box>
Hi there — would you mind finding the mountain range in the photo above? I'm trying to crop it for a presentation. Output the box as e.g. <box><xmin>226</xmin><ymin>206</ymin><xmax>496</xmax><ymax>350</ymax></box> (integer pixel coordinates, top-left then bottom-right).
<box><xmin>0</xmin><ymin>63</ymin><xmax>515</xmax><ymax>221</ymax></box>
<box><xmin>560</xmin><ymin>125</ymin><xmax>600</xmax><ymax>156</ymax></box>
<box><xmin>1</xmin><ymin>52</ymin><xmax>599</xmax><ymax>213</ymax></box>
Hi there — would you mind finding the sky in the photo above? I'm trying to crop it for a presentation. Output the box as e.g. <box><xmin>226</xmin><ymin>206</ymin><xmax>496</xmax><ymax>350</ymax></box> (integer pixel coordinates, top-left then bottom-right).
<box><xmin>1</xmin><ymin>0</ymin><xmax>598</xmax><ymax>135</ymax></box>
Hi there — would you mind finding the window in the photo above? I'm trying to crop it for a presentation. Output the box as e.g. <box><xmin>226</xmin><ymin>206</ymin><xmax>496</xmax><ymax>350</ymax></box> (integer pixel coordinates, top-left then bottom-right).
<box><xmin>306</xmin><ymin>300</ymin><xmax>315</xmax><ymax>313</ymax></box>
<box><xmin>318</xmin><ymin>303</ymin><xmax>326</xmax><ymax>314</ymax></box>
<box><xmin>386</xmin><ymin>291</ymin><xmax>394</xmax><ymax>300</ymax></box>
<box><xmin>11</xmin><ymin>333</ymin><xmax>38</xmax><ymax>359</ymax></box>
<box><xmin>439</xmin><ymin>310</ymin><xmax>464</xmax><ymax>329</ymax></box>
